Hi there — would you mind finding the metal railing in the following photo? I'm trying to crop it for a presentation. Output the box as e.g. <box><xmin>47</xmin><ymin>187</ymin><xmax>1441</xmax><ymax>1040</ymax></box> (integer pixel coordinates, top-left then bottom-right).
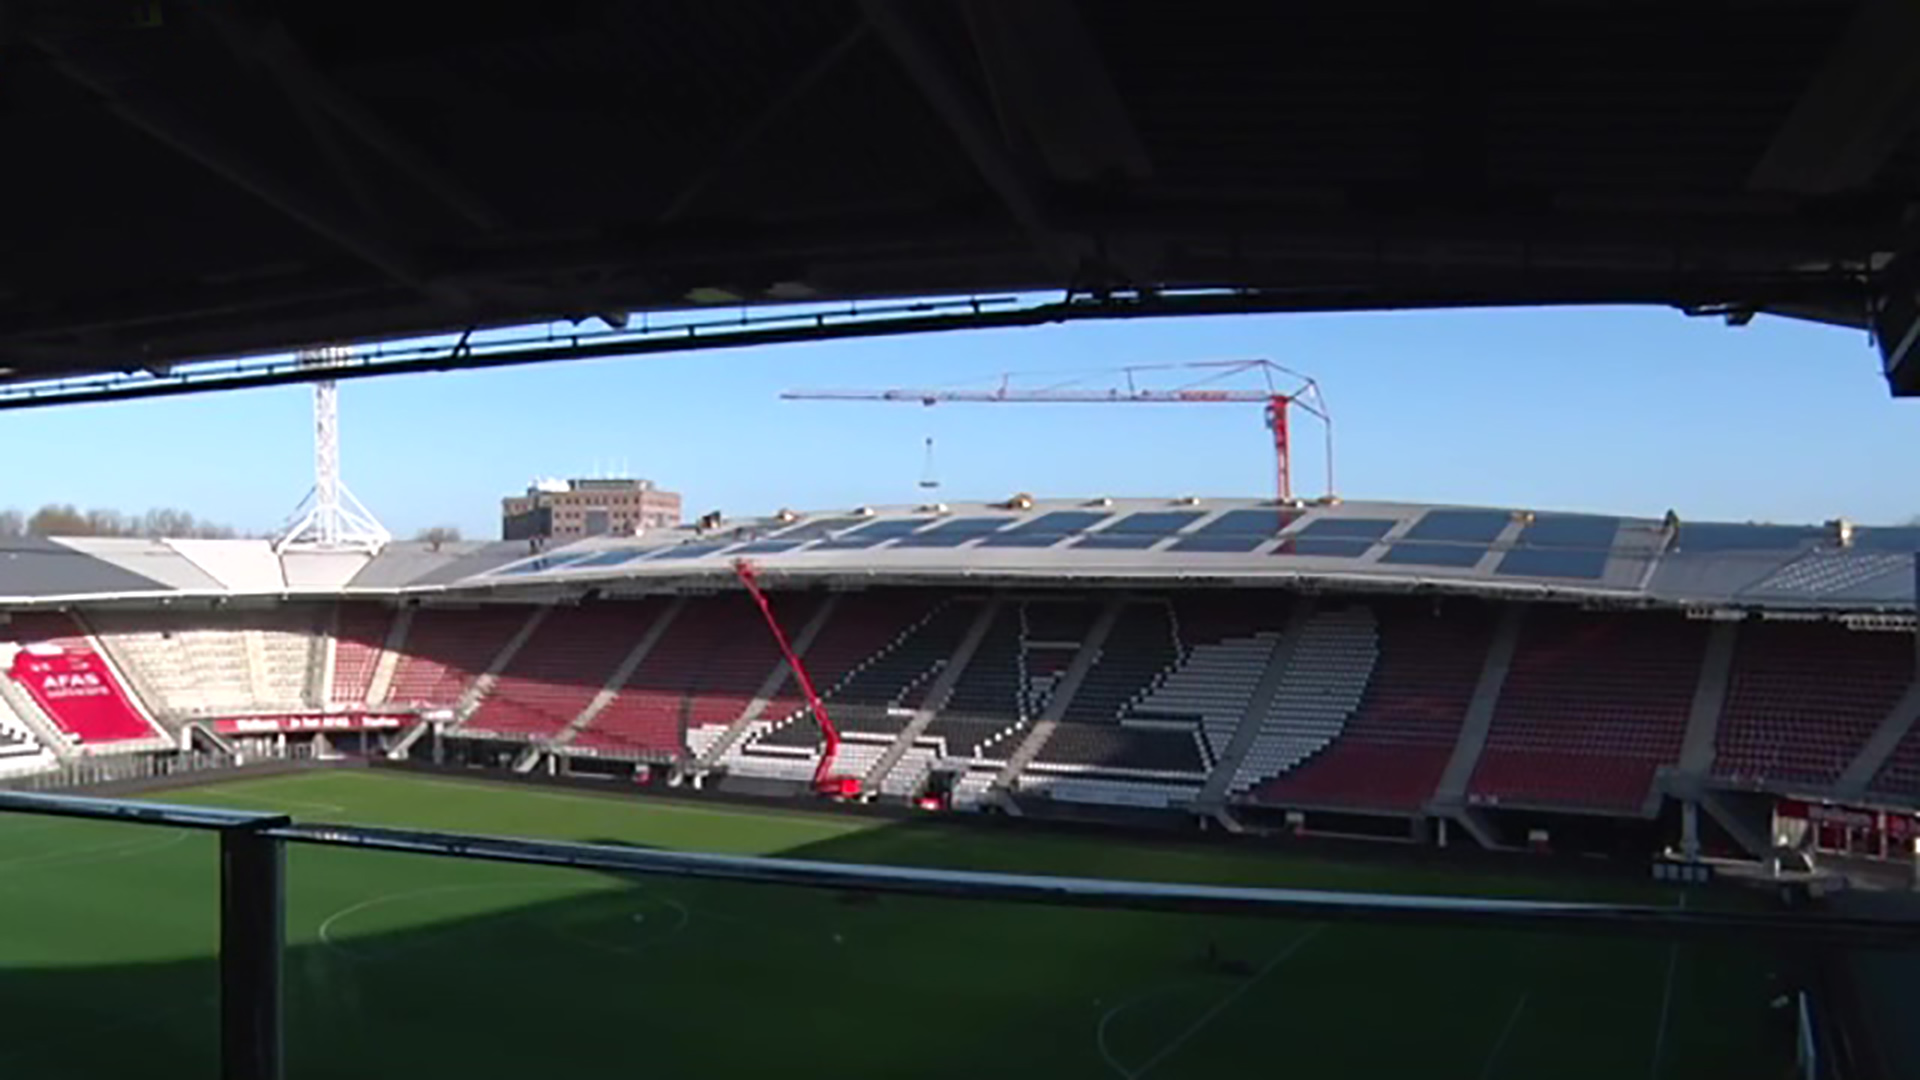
<box><xmin>0</xmin><ymin>743</ymin><xmax>313</xmax><ymax>793</ymax></box>
<box><xmin>0</xmin><ymin>789</ymin><xmax>1909</xmax><ymax>1080</ymax></box>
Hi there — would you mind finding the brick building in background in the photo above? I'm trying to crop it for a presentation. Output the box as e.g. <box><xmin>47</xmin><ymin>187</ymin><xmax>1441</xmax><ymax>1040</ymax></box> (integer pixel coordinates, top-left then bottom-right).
<box><xmin>501</xmin><ymin>478</ymin><xmax>682</xmax><ymax>541</ymax></box>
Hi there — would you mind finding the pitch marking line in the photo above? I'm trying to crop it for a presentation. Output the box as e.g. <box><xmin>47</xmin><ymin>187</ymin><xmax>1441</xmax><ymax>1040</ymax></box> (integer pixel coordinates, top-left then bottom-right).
<box><xmin>1096</xmin><ymin>984</ymin><xmax>1198</xmax><ymax>1079</ymax></box>
<box><xmin>1648</xmin><ymin>892</ymin><xmax>1686</xmax><ymax>1080</ymax></box>
<box><xmin>0</xmin><ymin>830</ymin><xmax>189</xmax><ymax>876</ymax></box>
<box><xmin>1479</xmin><ymin>993</ymin><xmax>1530</xmax><ymax>1080</ymax></box>
<box><xmin>1100</xmin><ymin>924</ymin><xmax>1326</xmax><ymax>1080</ymax></box>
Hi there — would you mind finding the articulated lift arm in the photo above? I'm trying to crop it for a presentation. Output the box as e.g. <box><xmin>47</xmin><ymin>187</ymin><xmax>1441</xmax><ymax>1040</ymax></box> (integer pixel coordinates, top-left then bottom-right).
<box><xmin>731</xmin><ymin>560</ymin><xmax>859</xmax><ymax>796</ymax></box>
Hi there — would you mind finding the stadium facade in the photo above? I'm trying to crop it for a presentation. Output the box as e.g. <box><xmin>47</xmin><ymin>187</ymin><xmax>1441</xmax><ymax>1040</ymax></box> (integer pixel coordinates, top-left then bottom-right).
<box><xmin>0</xmin><ymin>495</ymin><xmax>1914</xmax><ymax>864</ymax></box>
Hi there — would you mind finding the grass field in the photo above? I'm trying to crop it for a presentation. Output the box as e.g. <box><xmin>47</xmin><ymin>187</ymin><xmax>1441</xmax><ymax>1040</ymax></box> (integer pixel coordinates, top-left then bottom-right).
<box><xmin>0</xmin><ymin>769</ymin><xmax>1785</xmax><ymax>1079</ymax></box>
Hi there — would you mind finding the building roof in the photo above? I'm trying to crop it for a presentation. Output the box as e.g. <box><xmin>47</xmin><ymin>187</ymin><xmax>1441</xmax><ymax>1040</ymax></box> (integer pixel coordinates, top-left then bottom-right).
<box><xmin>1</xmin><ymin>497</ymin><xmax>1912</xmax><ymax>616</ymax></box>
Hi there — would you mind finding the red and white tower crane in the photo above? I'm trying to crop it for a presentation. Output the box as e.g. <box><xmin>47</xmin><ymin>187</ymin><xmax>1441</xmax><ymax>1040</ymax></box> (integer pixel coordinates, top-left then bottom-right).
<box><xmin>782</xmin><ymin>359</ymin><xmax>1333</xmax><ymax>503</ymax></box>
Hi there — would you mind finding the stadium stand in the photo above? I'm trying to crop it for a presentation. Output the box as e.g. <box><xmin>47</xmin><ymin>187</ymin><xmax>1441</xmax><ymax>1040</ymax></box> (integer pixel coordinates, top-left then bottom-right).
<box><xmin>382</xmin><ymin>607</ymin><xmax>532</xmax><ymax>708</ymax></box>
<box><xmin>918</xmin><ymin>600</ymin><xmax>1097</xmax><ymax>765</ymax></box>
<box><xmin>1019</xmin><ymin>597</ymin><xmax>1288</xmax><ymax>809</ymax></box>
<box><xmin>1225</xmin><ymin>605</ymin><xmax>1379</xmax><ymax>796</ymax></box>
<box><xmin>463</xmin><ymin>605</ymin><xmax>657</xmax><ymax>740</ymax></box>
<box><xmin>331</xmin><ymin>604</ymin><xmax>394</xmax><ymax>705</ymax></box>
<box><xmin>1468</xmin><ymin>610</ymin><xmax>1705</xmax><ymax>812</ymax></box>
<box><xmin>1714</xmin><ymin>622</ymin><xmax>1915</xmax><ymax>789</ymax></box>
<box><xmin>1870</xmin><ymin>720</ymin><xmax>1920</xmax><ymax>800</ymax></box>
<box><xmin>730</xmin><ymin>593</ymin><xmax>979</xmax><ymax>783</ymax></box>
<box><xmin>0</xmin><ymin>693</ymin><xmax>53</xmax><ymax>775</ymax></box>
<box><xmin>0</xmin><ymin>613</ymin><xmax>166</xmax><ymax>746</ymax></box>
<box><xmin>577</xmin><ymin>594</ymin><xmax>817</xmax><ymax>761</ymax></box>
<box><xmin>1254</xmin><ymin>601</ymin><xmax>1496</xmax><ymax>811</ymax></box>
<box><xmin>87</xmin><ymin>610</ymin><xmax>291</xmax><ymax>716</ymax></box>
<box><xmin>920</xmin><ymin>605</ymin><xmax>1028</xmax><ymax>761</ymax></box>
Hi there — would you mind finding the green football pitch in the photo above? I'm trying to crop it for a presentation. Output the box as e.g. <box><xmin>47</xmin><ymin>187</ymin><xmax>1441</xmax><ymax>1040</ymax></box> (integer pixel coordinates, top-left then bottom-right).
<box><xmin>0</xmin><ymin>769</ymin><xmax>1783</xmax><ymax>1079</ymax></box>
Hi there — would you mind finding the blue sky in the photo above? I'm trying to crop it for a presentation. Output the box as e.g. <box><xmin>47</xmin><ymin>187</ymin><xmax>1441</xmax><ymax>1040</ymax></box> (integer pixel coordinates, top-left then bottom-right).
<box><xmin>0</xmin><ymin>304</ymin><xmax>1908</xmax><ymax>538</ymax></box>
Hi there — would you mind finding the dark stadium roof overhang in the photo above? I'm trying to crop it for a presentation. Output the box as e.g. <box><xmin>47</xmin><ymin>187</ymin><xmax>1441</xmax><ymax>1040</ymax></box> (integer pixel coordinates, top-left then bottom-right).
<box><xmin>8</xmin><ymin>1</ymin><xmax>1920</xmax><ymax>396</ymax></box>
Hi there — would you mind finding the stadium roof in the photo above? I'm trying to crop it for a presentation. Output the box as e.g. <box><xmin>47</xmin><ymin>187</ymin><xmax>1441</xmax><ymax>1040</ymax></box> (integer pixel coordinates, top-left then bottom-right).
<box><xmin>7</xmin><ymin>1</ymin><xmax>1920</xmax><ymax>395</ymax></box>
<box><xmin>4</xmin><ymin>498</ymin><xmax>1914</xmax><ymax>615</ymax></box>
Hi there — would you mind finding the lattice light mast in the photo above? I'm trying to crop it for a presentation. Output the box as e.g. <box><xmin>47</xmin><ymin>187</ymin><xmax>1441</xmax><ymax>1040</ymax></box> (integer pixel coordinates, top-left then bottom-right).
<box><xmin>275</xmin><ymin>347</ymin><xmax>390</xmax><ymax>552</ymax></box>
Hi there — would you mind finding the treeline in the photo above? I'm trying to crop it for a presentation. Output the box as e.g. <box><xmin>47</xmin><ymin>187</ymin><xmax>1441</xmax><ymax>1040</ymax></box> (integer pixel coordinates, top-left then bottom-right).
<box><xmin>0</xmin><ymin>505</ymin><xmax>243</xmax><ymax>540</ymax></box>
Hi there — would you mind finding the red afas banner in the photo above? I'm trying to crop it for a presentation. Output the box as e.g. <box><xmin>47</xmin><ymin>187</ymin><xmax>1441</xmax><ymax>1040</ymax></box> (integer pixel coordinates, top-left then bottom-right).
<box><xmin>7</xmin><ymin>647</ymin><xmax>156</xmax><ymax>744</ymax></box>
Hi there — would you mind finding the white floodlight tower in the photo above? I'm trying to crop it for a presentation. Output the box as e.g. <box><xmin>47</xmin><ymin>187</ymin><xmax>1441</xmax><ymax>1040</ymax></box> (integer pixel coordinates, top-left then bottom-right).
<box><xmin>275</xmin><ymin>347</ymin><xmax>390</xmax><ymax>552</ymax></box>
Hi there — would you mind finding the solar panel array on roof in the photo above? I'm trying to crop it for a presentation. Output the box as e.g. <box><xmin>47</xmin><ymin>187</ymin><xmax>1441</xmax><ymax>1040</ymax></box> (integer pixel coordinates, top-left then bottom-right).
<box><xmin>1169</xmin><ymin>508</ymin><xmax>1300</xmax><ymax>554</ymax></box>
<box><xmin>728</xmin><ymin>540</ymin><xmax>803</xmax><ymax>555</ymax></box>
<box><xmin>1108</xmin><ymin>511</ymin><xmax>1205</xmax><ymax>534</ymax></box>
<box><xmin>1071</xmin><ymin>511</ymin><xmax>1204</xmax><ymax>551</ymax></box>
<box><xmin>563</xmin><ymin>549</ymin><xmax>656</xmax><ymax>570</ymax></box>
<box><xmin>1496</xmin><ymin>547</ymin><xmax>1610</xmax><ymax>580</ymax></box>
<box><xmin>1854</xmin><ymin>527</ymin><xmax>1920</xmax><ymax>553</ymax></box>
<box><xmin>1274</xmin><ymin>517</ymin><xmax>1395</xmax><ymax>559</ymax></box>
<box><xmin>978</xmin><ymin>510</ymin><xmax>1109</xmax><ymax>548</ymax></box>
<box><xmin>1516</xmin><ymin>515</ymin><xmax>1621</xmax><ymax>549</ymax></box>
<box><xmin>1404</xmin><ymin>509</ymin><xmax>1510</xmax><ymax>543</ymax></box>
<box><xmin>1677</xmin><ymin>523</ymin><xmax>1824</xmax><ymax>553</ymax></box>
<box><xmin>893</xmin><ymin>517</ymin><xmax>1014</xmax><ymax>548</ymax></box>
<box><xmin>493</xmin><ymin>552</ymin><xmax>596</xmax><ymax>576</ymax></box>
<box><xmin>1380</xmin><ymin>542</ymin><xmax>1489</xmax><ymax>569</ymax></box>
<box><xmin>1299</xmin><ymin>518</ymin><xmax>1397</xmax><ymax>539</ymax></box>
<box><xmin>651</xmin><ymin>543</ymin><xmax>733</xmax><ymax>561</ymax></box>
<box><xmin>1493</xmin><ymin>514</ymin><xmax>1621</xmax><ymax>580</ymax></box>
<box><xmin>769</xmin><ymin>516</ymin><xmax>868</xmax><ymax>541</ymax></box>
<box><xmin>811</xmin><ymin>518</ymin><xmax>932</xmax><ymax>550</ymax></box>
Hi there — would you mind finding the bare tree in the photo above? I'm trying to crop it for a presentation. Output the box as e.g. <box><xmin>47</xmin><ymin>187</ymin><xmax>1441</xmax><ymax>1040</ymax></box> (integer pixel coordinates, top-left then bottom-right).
<box><xmin>28</xmin><ymin>504</ymin><xmax>89</xmax><ymax>536</ymax></box>
<box><xmin>416</xmin><ymin>525</ymin><xmax>463</xmax><ymax>552</ymax></box>
<box><xmin>20</xmin><ymin>504</ymin><xmax>240</xmax><ymax>538</ymax></box>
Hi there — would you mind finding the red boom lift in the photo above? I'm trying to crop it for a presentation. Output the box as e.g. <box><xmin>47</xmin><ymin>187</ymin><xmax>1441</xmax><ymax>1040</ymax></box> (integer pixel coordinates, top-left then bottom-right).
<box><xmin>731</xmin><ymin>559</ymin><xmax>861</xmax><ymax>798</ymax></box>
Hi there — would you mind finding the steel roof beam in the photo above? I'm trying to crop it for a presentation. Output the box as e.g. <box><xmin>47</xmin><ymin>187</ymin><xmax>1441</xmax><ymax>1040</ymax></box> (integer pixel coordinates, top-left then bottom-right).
<box><xmin>30</xmin><ymin>35</ymin><xmax>462</xmax><ymax>307</ymax></box>
<box><xmin>1749</xmin><ymin>0</ymin><xmax>1920</xmax><ymax>195</ymax></box>
<box><xmin>858</xmin><ymin>0</ymin><xmax>1083</xmax><ymax>283</ymax></box>
<box><xmin>192</xmin><ymin>5</ymin><xmax>506</xmax><ymax>234</ymax></box>
<box><xmin>957</xmin><ymin>0</ymin><xmax>1150</xmax><ymax>187</ymax></box>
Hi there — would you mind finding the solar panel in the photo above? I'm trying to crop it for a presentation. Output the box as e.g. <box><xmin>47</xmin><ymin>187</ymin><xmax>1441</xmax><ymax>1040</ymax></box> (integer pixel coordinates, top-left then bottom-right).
<box><xmin>1166</xmin><ymin>508</ymin><xmax>1300</xmax><ymax>553</ymax></box>
<box><xmin>768</xmin><ymin>516</ymin><xmax>868</xmax><ymax>542</ymax></box>
<box><xmin>1072</xmin><ymin>533</ymin><xmax>1165</xmax><ymax>550</ymax></box>
<box><xmin>1296</xmin><ymin>517</ymin><xmax>1396</xmax><ymax>540</ymax></box>
<box><xmin>728</xmin><ymin>540</ymin><xmax>804</xmax><ymax>555</ymax></box>
<box><xmin>492</xmin><ymin>552</ymin><xmax>596</xmax><ymax>576</ymax></box>
<box><xmin>978</xmin><ymin>510</ymin><xmax>1109</xmax><ymax>549</ymax></box>
<box><xmin>1098</xmin><ymin>511</ymin><xmax>1206</xmax><ymax>535</ymax></box>
<box><xmin>1404</xmin><ymin>509</ymin><xmax>1510</xmax><ymax>544</ymax></box>
<box><xmin>1676</xmin><ymin>523</ymin><xmax>1822</xmax><ymax>553</ymax></box>
<box><xmin>1196</xmin><ymin>508</ymin><xmax>1296</xmax><ymax>536</ymax></box>
<box><xmin>1517</xmin><ymin>515</ymin><xmax>1621</xmax><ymax>549</ymax></box>
<box><xmin>1278</xmin><ymin>538</ymin><xmax>1379</xmax><ymax>558</ymax></box>
<box><xmin>810</xmin><ymin>518</ymin><xmax>933</xmax><ymax>550</ymax></box>
<box><xmin>1854</xmin><ymin>527</ymin><xmax>1920</xmax><ymax>553</ymax></box>
<box><xmin>1170</xmin><ymin>534</ymin><xmax>1272</xmax><ymax>554</ymax></box>
<box><xmin>892</xmin><ymin>517</ymin><xmax>1015</xmax><ymax>548</ymax></box>
<box><xmin>1380</xmin><ymin>542</ymin><xmax>1489</xmax><ymax>568</ymax></box>
<box><xmin>650</xmin><ymin>543</ymin><xmax>734</xmax><ymax>560</ymax></box>
<box><xmin>1496</xmin><ymin>547</ymin><xmax>1610</xmax><ymax>580</ymax></box>
<box><xmin>561</xmin><ymin>549</ymin><xmax>658</xmax><ymax>570</ymax></box>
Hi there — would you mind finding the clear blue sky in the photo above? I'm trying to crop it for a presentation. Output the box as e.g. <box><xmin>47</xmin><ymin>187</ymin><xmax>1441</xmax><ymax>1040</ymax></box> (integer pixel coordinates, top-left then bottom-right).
<box><xmin>0</xmin><ymin>305</ymin><xmax>1908</xmax><ymax>539</ymax></box>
